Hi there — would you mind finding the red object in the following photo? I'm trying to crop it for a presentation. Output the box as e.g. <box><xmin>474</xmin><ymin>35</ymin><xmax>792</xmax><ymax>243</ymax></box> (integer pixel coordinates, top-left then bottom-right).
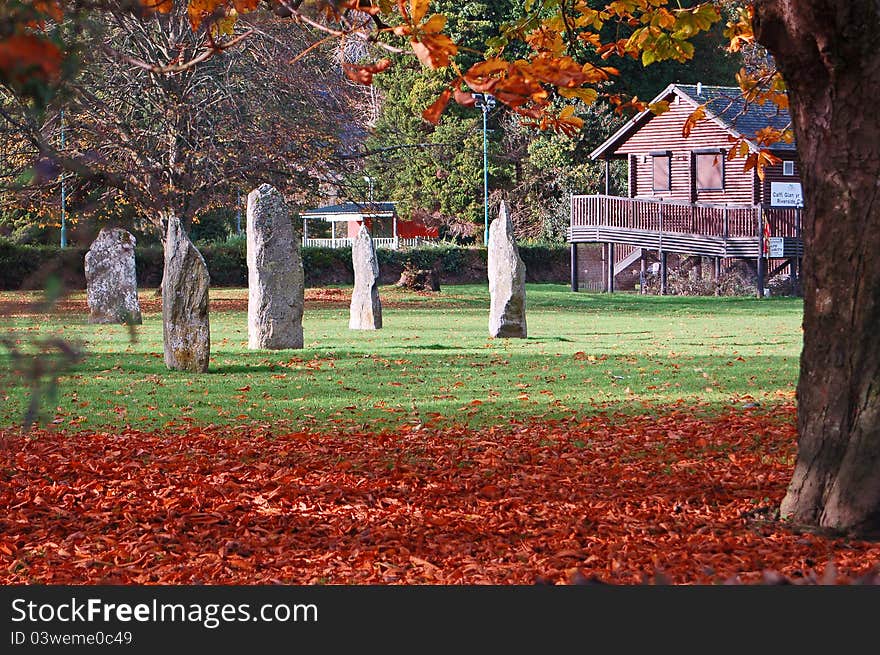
<box><xmin>397</xmin><ymin>216</ymin><xmax>439</xmax><ymax>239</ymax></box>
<box><xmin>762</xmin><ymin>217</ymin><xmax>772</xmax><ymax>256</ymax></box>
<box><xmin>346</xmin><ymin>216</ymin><xmax>439</xmax><ymax>239</ymax></box>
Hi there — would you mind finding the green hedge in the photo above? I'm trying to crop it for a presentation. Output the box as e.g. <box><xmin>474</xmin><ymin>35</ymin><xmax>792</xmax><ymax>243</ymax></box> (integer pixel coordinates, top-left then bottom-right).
<box><xmin>0</xmin><ymin>239</ymin><xmax>569</xmax><ymax>290</ymax></box>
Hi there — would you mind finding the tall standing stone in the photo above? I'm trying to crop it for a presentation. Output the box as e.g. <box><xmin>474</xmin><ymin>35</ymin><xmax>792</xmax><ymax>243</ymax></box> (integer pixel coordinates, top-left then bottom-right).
<box><xmin>247</xmin><ymin>184</ymin><xmax>304</xmax><ymax>350</ymax></box>
<box><xmin>488</xmin><ymin>201</ymin><xmax>527</xmax><ymax>338</ymax></box>
<box><xmin>84</xmin><ymin>227</ymin><xmax>142</xmax><ymax>325</ymax></box>
<box><xmin>349</xmin><ymin>224</ymin><xmax>382</xmax><ymax>330</ymax></box>
<box><xmin>162</xmin><ymin>214</ymin><xmax>210</xmax><ymax>372</ymax></box>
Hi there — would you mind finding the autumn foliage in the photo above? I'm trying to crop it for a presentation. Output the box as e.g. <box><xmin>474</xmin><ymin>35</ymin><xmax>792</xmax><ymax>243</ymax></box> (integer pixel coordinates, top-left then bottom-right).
<box><xmin>0</xmin><ymin>32</ymin><xmax>62</xmax><ymax>93</ymax></box>
<box><xmin>2</xmin><ymin>406</ymin><xmax>878</xmax><ymax>585</ymax></box>
<box><xmin>0</xmin><ymin>1</ymin><xmax>790</xmax><ymax>167</ymax></box>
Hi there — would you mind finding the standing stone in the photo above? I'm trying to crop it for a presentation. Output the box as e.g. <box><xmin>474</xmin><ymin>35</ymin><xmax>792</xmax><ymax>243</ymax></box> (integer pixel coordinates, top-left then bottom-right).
<box><xmin>84</xmin><ymin>227</ymin><xmax>142</xmax><ymax>325</ymax></box>
<box><xmin>349</xmin><ymin>225</ymin><xmax>382</xmax><ymax>330</ymax></box>
<box><xmin>162</xmin><ymin>214</ymin><xmax>210</xmax><ymax>372</ymax></box>
<box><xmin>247</xmin><ymin>184</ymin><xmax>304</xmax><ymax>349</ymax></box>
<box><xmin>488</xmin><ymin>201</ymin><xmax>527</xmax><ymax>338</ymax></box>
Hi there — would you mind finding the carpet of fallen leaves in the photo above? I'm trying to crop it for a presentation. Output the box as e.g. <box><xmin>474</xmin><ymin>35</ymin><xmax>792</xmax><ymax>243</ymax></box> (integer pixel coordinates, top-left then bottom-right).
<box><xmin>1</xmin><ymin>404</ymin><xmax>878</xmax><ymax>585</ymax></box>
<box><xmin>0</xmin><ymin>287</ymin><xmax>447</xmax><ymax>317</ymax></box>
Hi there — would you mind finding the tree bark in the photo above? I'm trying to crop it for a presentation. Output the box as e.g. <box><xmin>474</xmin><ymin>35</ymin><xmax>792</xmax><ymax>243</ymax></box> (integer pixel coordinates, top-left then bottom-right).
<box><xmin>755</xmin><ymin>0</ymin><xmax>880</xmax><ymax>534</ymax></box>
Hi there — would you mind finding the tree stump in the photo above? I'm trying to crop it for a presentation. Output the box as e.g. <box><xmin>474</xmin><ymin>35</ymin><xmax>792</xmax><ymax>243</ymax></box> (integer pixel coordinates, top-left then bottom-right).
<box><xmin>396</xmin><ymin>265</ymin><xmax>440</xmax><ymax>292</ymax></box>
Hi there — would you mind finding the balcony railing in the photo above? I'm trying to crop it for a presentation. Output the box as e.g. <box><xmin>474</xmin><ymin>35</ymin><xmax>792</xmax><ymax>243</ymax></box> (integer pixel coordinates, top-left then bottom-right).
<box><xmin>568</xmin><ymin>194</ymin><xmax>803</xmax><ymax>259</ymax></box>
<box><xmin>302</xmin><ymin>237</ymin><xmax>437</xmax><ymax>250</ymax></box>
<box><xmin>571</xmin><ymin>194</ymin><xmax>802</xmax><ymax>238</ymax></box>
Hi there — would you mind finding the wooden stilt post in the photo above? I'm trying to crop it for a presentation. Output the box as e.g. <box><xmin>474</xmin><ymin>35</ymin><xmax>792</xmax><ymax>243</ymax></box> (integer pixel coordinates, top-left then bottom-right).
<box><xmin>795</xmin><ymin>203</ymin><xmax>803</xmax><ymax>297</ymax></box>
<box><xmin>607</xmin><ymin>242</ymin><xmax>615</xmax><ymax>294</ymax></box>
<box><xmin>570</xmin><ymin>243</ymin><xmax>579</xmax><ymax>292</ymax></box>
<box><xmin>756</xmin><ymin>204</ymin><xmax>765</xmax><ymax>298</ymax></box>
<box><xmin>660</xmin><ymin>251</ymin><xmax>668</xmax><ymax>295</ymax></box>
<box><xmin>757</xmin><ymin>252</ymin><xmax>766</xmax><ymax>298</ymax></box>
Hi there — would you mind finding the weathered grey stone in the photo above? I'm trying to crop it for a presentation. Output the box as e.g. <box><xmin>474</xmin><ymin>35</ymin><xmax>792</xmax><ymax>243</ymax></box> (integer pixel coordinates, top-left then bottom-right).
<box><xmin>349</xmin><ymin>225</ymin><xmax>382</xmax><ymax>330</ymax></box>
<box><xmin>84</xmin><ymin>227</ymin><xmax>142</xmax><ymax>324</ymax></box>
<box><xmin>162</xmin><ymin>215</ymin><xmax>210</xmax><ymax>372</ymax></box>
<box><xmin>488</xmin><ymin>201</ymin><xmax>527</xmax><ymax>338</ymax></box>
<box><xmin>247</xmin><ymin>184</ymin><xmax>304</xmax><ymax>350</ymax></box>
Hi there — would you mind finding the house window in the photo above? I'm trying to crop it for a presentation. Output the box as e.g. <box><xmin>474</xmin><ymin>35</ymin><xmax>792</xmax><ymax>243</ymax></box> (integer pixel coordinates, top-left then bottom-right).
<box><xmin>695</xmin><ymin>151</ymin><xmax>724</xmax><ymax>191</ymax></box>
<box><xmin>783</xmin><ymin>160</ymin><xmax>795</xmax><ymax>176</ymax></box>
<box><xmin>652</xmin><ymin>152</ymin><xmax>671</xmax><ymax>192</ymax></box>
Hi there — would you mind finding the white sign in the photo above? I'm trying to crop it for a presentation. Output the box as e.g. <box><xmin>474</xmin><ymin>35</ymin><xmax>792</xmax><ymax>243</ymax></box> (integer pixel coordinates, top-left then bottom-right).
<box><xmin>770</xmin><ymin>182</ymin><xmax>803</xmax><ymax>207</ymax></box>
<box><xmin>768</xmin><ymin>237</ymin><xmax>785</xmax><ymax>258</ymax></box>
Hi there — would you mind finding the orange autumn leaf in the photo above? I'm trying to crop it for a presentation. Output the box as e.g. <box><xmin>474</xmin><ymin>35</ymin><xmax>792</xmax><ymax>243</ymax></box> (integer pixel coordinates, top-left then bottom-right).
<box><xmin>342</xmin><ymin>58</ymin><xmax>392</xmax><ymax>85</ymax></box>
<box><xmin>463</xmin><ymin>58</ymin><xmax>509</xmax><ymax>92</ymax></box>
<box><xmin>186</xmin><ymin>0</ymin><xmax>256</xmax><ymax>31</ymax></box>
<box><xmin>559</xmin><ymin>87</ymin><xmax>598</xmax><ymax>104</ymax></box>
<box><xmin>754</xmin><ymin>126</ymin><xmax>785</xmax><ymax>147</ymax></box>
<box><xmin>726</xmin><ymin>136</ymin><xmax>752</xmax><ymax>161</ymax></box>
<box><xmin>422</xmin><ymin>87</ymin><xmax>452</xmax><ymax>124</ymax></box>
<box><xmin>491</xmin><ymin>70</ymin><xmax>549</xmax><ymax>108</ymax></box>
<box><xmin>545</xmin><ymin>105</ymin><xmax>584</xmax><ymax>137</ymax></box>
<box><xmin>744</xmin><ymin>149</ymin><xmax>782</xmax><ymax>181</ymax></box>
<box><xmin>454</xmin><ymin>88</ymin><xmax>476</xmax><ymax>107</ymax></box>
<box><xmin>682</xmin><ymin>104</ymin><xmax>706</xmax><ymax>138</ymax></box>
<box><xmin>411</xmin><ymin>33</ymin><xmax>457</xmax><ymax>69</ymax></box>
<box><xmin>410</xmin><ymin>0</ymin><xmax>430</xmax><ymax>24</ymax></box>
<box><xmin>526</xmin><ymin>55</ymin><xmax>587</xmax><ymax>88</ymax></box>
<box><xmin>187</xmin><ymin>0</ymin><xmax>224</xmax><ymax>30</ymax></box>
<box><xmin>140</xmin><ymin>0</ymin><xmax>174</xmax><ymax>13</ymax></box>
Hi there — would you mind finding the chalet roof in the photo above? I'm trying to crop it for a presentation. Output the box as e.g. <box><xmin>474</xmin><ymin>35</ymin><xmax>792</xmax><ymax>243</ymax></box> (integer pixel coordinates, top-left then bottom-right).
<box><xmin>590</xmin><ymin>83</ymin><xmax>795</xmax><ymax>160</ymax></box>
<box><xmin>301</xmin><ymin>201</ymin><xmax>397</xmax><ymax>222</ymax></box>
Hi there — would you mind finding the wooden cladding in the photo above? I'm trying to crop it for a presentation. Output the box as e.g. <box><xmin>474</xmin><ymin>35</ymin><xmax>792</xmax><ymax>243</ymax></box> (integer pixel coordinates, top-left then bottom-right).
<box><xmin>612</xmin><ymin>100</ymin><xmax>757</xmax><ymax>205</ymax></box>
<box><xmin>761</xmin><ymin>156</ymin><xmax>800</xmax><ymax>204</ymax></box>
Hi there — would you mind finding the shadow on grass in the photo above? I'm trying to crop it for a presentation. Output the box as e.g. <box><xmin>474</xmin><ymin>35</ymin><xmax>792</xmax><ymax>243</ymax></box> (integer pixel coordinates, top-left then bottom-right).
<box><xmin>505</xmin><ymin>284</ymin><xmax>804</xmax><ymax>316</ymax></box>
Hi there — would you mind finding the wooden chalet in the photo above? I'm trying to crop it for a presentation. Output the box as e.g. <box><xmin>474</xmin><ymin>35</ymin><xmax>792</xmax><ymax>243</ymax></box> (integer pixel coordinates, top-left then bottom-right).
<box><xmin>570</xmin><ymin>83</ymin><xmax>803</xmax><ymax>295</ymax></box>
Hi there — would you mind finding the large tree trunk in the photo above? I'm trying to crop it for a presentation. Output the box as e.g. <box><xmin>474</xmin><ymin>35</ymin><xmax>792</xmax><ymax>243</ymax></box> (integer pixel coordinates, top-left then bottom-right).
<box><xmin>755</xmin><ymin>0</ymin><xmax>880</xmax><ymax>534</ymax></box>
<box><xmin>162</xmin><ymin>212</ymin><xmax>211</xmax><ymax>373</ymax></box>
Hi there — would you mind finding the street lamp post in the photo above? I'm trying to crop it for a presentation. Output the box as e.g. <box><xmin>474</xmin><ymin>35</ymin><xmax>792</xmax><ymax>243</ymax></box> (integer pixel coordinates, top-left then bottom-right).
<box><xmin>362</xmin><ymin>175</ymin><xmax>377</xmax><ymax>241</ymax></box>
<box><xmin>473</xmin><ymin>93</ymin><xmax>495</xmax><ymax>245</ymax></box>
<box><xmin>60</xmin><ymin>109</ymin><xmax>67</xmax><ymax>248</ymax></box>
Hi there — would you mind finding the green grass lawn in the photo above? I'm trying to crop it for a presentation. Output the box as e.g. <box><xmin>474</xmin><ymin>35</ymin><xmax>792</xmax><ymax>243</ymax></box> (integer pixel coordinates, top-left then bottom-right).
<box><xmin>0</xmin><ymin>284</ymin><xmax>803</xmax><ymax>432</ymax></box>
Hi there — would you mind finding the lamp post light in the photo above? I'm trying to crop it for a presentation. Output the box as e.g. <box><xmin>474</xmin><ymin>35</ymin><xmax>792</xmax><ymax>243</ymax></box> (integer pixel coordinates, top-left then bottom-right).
<box><xmin>473</xmin><ymin>92</ymin><xmax>495</xmax><ymax>245</ymax></box>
